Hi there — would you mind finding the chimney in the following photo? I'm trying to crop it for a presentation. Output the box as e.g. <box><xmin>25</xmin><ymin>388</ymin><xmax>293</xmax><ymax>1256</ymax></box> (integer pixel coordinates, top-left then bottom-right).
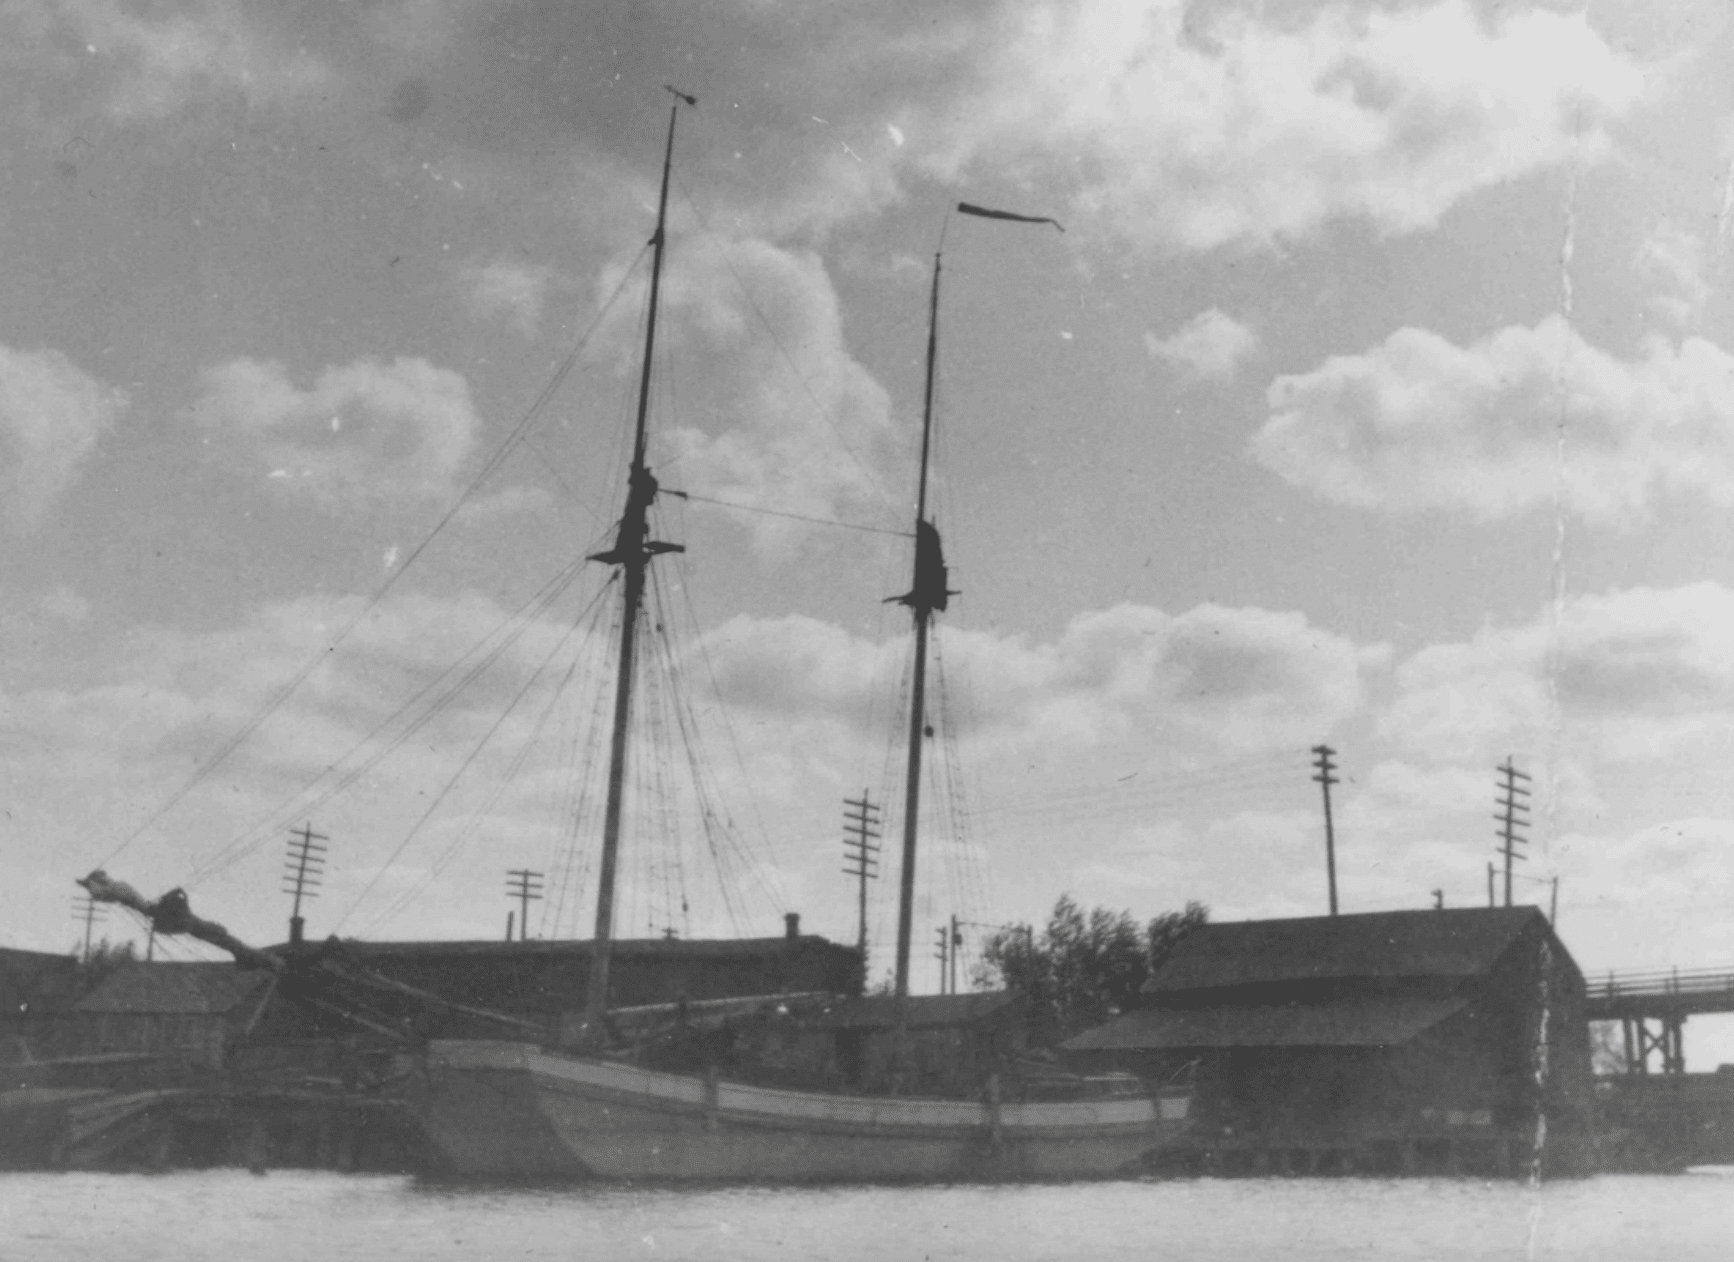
<box><xmin>289</xmin><ymin>915</ymin><xmax>305</xmax><ymax>946</ymax></box>
<box><xmin>784</xmin><ymin>912</ymin><xmax>800</xmax><ymax>940</ymax></box>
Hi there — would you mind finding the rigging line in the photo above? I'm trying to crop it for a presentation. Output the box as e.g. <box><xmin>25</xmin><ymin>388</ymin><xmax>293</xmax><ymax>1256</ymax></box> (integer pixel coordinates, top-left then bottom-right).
<box><xmin>642</xmin><ymin>583</ymin><xmax>694</xmax><ymax>937</ymax></box>
<box><xmin>519</xmin><ymin>434</ymin><xmax>599</xmax><ymax>526</ymax></box>
<box><xmin>670</xmin><ymin>170</ymin><xmax>895</xmax><ymax>515</ymax></box>
<box><xmin>197</xmin><ymin>557</ymin><xmax>598</xmax><ymax>898</ymax></box>
<box><xmin>933</xmin><ymin>633</ymin><xmax>989</xmax><ymax>931</ymax></box>
<box><xmin>333</xmin><ymin>576</ymin><xmax>607</xmax><ymax>936</ymax></box>
<box><xmin>657</xmin><ymin>561</ymin><xmax>766</xmax><ymax>933</ymax></box>
<box><xmin>539</xmin><ymin>590</ymin><xmax>617</xmax><ymax>938</ymax></box>
<box><xmin>678</xmin><ymin>492</ymin><xmax>912</xmax><ymax>538</ymax></box>
<box><xmin>650</xmin><ymin>559</ymin><xmax>772</xmax><ymax>928</ymax></box>
<box><xmin>98</xmin><ymin>247</ymin><xmax>652</xmax><ymax>873</ymax></box>
<box><xmin>963</xmin><ymin>760</ymin><xmax>1302</xmax><ymax>816</ymax></box>
<box><xmin>544</xmin><ymin>602</ymin><xmax>615</xmax><ymax>939</ymax></box>
<box><xmin>360</xmin><ymin>579</ymin><xmax>613</xmax><ymax>937</ymax></box>
<box><xmin>639</xmin><ymin>607</ymin><xmax>694</xmax><ymax>938</ymax></box>
<box><xmin>659</xmin><ymin>541</ymin><xmax>786</xmax><ymax>904</ymax></box>
<box><xmin>186</xmin><ymin>551</ymin><xmax>605</xmax><ymax>887</ymax></box>
<box><xmin>970</xmin><ymin>771</ymin><xmax>1306</xmax><ymax>819</ymax></box>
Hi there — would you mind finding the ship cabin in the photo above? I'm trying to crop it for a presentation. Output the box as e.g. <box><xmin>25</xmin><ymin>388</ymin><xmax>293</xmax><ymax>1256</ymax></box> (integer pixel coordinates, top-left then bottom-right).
<box><xmin>1062</xmin><ymin>906</ymin><xmax>1591</xmax><ymax>1175</ymax></box>
<box><xmin>632</xmin><ymin>989</ymin><xmax>1026</xmax><ymax>1097</ymax></box>
<box><xmin>815</xmin><ymin>991</ymin><xmax>1024</xmax><ymax>1096</ymax></box>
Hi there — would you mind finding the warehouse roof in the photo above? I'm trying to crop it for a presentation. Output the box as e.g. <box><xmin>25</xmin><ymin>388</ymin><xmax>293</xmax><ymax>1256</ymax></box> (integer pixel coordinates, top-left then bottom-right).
<box><xmin>1143</xmin><ymin>907</ymin><xmax>1552</xmax><ymax>995</ymax></box>
<box><xmin>73</xmin><ymin>962</ymin><xmax>274</xmax><ymax>1015</ymax></box>
<box><xmin>308</xmin><ymin>935</ymin><xmax>848</xmax><ymax>961</ymax></box>
<box><xmin>1063</xmin><ymin>994</ymin><xmax>1467</xmax><ymax>1051</ymax></box>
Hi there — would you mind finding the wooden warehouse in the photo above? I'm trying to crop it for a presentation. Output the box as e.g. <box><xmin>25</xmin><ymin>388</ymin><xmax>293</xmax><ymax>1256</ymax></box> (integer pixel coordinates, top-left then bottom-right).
<box><xmin>258</xmin><ymin>917</ymin><xmax>863</xmax><ymax>1042</ymax></box>
<box><xmin>1063</xmin><ymin>907</ymin><xmax>1591</xmax><ymax>1175</ymax></box>
<box><xmin>22</xmin><ymin>961</ymin><xmax>275</xmax><ymax>1074</ymax></box>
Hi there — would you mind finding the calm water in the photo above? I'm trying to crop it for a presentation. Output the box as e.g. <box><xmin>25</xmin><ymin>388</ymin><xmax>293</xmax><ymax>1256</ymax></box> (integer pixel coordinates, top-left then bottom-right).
<box><xmin>3</xmin><ymin>1171</ymin><xmax>1731</xmax><ymax>1261</ymax></box>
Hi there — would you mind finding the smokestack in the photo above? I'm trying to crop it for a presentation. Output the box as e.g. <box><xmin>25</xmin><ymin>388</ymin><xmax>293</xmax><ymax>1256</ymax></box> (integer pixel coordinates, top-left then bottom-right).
<box><xmin>784</xmin><ymin>912</ymin><xmax>800</xmax><ymax>940</ymax></box>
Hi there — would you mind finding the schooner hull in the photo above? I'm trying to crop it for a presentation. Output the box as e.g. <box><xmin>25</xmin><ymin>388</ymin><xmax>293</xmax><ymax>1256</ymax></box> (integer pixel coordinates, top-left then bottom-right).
<box><xmin>418</xmin><ymin>1040</ymin><xmax>1189</xmax><ymax>1182</ymax></box>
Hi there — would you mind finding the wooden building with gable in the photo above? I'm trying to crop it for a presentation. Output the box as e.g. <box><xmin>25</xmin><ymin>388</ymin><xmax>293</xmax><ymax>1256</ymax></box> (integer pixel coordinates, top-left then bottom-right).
<box><xmin>1063</xmin><ymin>906</ymin><xmax>1590</xmax><ymax>1175</ymax></box>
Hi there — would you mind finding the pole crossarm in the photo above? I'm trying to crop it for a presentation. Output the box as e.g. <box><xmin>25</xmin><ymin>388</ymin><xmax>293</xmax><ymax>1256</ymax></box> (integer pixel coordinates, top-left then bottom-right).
<box><xmin>1494</xmin><ymin>757</ymin><xmax>1531</xmax><ymax>909</ymax></box>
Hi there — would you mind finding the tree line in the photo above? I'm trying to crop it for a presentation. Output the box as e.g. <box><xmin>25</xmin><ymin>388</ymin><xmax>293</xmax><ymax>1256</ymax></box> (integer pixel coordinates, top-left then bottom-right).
<box><xmin>978</xmin><ymin>895</ymin><xmax>1208</xmax><ymax>1047</ymax></box>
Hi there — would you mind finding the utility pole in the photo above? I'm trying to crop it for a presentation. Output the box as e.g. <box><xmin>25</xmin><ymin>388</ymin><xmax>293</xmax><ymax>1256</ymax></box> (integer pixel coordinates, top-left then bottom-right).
<box><xmin>949</xmin><ymin>914</ymin><xmax>961</xmax><ymax>997</ymax></box>
<box><xmin>1494</xmin><ymin>758</ymin><xmax>1531</xmax><ymax>908</ymax></box>
<box><xmin>1487</xmin><ymin>862</ymin><xmax>1495</xmax><ymax>908</ymax></box>
<box><xmin>72</xmin><ymin>895</ymin><xmax>106</xmax><ymax>963</ymax></box>
<box><xmin>934</xmin><ymin>924</ymin><xmax>950</xmax><ymax>993</ymax></box>
<box><xmin>841</xmin><ymin>791</ymin><xmax>881</xmax><ymax>968</ymax></box>
<box><xmin>1311</xmin><ymin>744</ymin><xmax>1339</xmax><ymax>916</ymax></box>
<box><xmin>283</xmin><ymin>822</ymin><xmax>328</xmax><ymax>946</ymax></box>
<box><xmin>506</xmin><ymin>869</ymin><xmax>544</xmax><ymax>942</ymax></box>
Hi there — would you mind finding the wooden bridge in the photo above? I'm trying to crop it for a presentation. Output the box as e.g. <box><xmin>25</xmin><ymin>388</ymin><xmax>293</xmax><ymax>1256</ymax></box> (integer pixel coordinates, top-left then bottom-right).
<box><xmin>1585</xmin><ymin>967</ymin><xmax>1734</xmax><ymax>1074</ymax></box>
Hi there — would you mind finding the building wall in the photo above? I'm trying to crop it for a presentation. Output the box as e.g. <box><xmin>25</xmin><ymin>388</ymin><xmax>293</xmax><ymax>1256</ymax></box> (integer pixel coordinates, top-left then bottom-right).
<box><xmin>7</xmin><ymin>1011</ymin><xmax>231</xmax><ymax>1070</ymax></box>
<box><xmin>0</xmin><ymin>949</ymin><xmax>80</xmax><ymax>1018</ymax></box>
<box><xmin>345</xmin><ymin>939</ymin><xmax>861</xmax><ymax>1019</ymax></box>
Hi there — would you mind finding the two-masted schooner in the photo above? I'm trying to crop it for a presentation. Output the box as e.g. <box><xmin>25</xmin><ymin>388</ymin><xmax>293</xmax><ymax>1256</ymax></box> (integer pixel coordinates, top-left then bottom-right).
<box><xmin>80</xmin><ymin>92</ymin><xmax>1191</xmax><ymax>1181</ymax></box>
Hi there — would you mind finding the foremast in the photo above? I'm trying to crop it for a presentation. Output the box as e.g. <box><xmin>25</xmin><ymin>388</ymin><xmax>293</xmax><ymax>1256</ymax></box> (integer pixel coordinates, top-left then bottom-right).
<box><xmin>891</xmin><ymin>253</ymin><xmax>954</xmax><ymax>999</ymax></box>
<box><xmin>583</xmin><ymin>89</ymin><xmax>692</xmax><ymax>1033</ymax></box>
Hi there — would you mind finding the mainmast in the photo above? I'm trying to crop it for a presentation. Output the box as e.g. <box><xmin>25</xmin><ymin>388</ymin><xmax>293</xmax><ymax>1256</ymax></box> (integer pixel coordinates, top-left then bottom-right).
<box><xmin>887</xmin><ymin>205</ymin><xmax>1059</xmax><ymax>1000</ymax></box>
<box><xmin>891</xmin><ymin>253</ymin><xmax>954</xmax><ymax>999</ymax></box>
<box><xmin>584</xmin><ymin>89</ymin><xmax>693</xmax><ymax>1032</ymax></box>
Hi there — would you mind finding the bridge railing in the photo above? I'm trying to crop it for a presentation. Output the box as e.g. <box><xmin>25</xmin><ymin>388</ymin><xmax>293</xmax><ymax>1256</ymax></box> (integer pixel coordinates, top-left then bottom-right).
<box><xmin>1587</xmin><ymin>966</ymin><xmax>1734</xmax><ymax>1003</ymax></box>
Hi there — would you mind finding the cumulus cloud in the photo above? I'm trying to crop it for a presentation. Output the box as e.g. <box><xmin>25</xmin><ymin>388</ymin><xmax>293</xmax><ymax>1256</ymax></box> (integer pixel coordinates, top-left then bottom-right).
<box><xmin>465</xmin><ymin>260</ymin><xmax>556</xmax><ymax>336</ymax></box>
<box><xmin>915</xmin><ymin>0</ymin><xmax>1642</xmax><ymax>251</ymax></box>
<box><xmin>1251</xmin><ymin>316</ymin><xmax>1734</xmax><ymax>523</ymax></box>
<box><xmin>38</xmin><ymin>0</ymin><xmax>331</xmax><ymax>120</ymax></box>
<box><xmin>0</xmin><ymin>344</ymin><xmax>128</xmax><ymax>532</ymax></box>
<box><xmin>1381</xmin><ymin>582</ymin><xmax>1734</xmax><ymax>764</ymax></box>
<box><xmin>606</xmin><ymin>238</ymin><xmax>897</xmax><ymax>549</ymax></box>
<box><xmin>703</xmin><ymin>600</ymin><xmax>1373</xmax><ymax>756</ymax></box>
<box><xmin>190</xmin><ymin>356</ymin><xmax>479</xmax><ymax>510</ymax></box>
<box><xmin>1145</xmin><ymin>308</ymin><xmax>1259</xmax><ymax>381</ymax></box>
<box><xmin>1637</xmin><ymin>220</ymin><xmax>1709</xmax><ymax>332</ymax></box>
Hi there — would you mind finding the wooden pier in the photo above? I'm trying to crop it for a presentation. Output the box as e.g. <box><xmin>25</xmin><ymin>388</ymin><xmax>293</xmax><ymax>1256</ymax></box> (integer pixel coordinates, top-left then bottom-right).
<box><xmin>1586</xmin><ymin>967</ymin><xmax>1734</xmax><ymax>1075</ymax></box>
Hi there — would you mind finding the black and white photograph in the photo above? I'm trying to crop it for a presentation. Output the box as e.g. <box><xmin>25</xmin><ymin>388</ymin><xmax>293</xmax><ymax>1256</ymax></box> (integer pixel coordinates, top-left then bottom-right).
<box><xmin>3</xmin><ymin>1</ymin><xmax>1733</xmax><ymax>1257</ymax></box>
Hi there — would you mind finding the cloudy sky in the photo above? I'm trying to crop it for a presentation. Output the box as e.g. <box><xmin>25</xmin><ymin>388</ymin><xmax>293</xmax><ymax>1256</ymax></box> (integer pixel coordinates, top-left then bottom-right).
<box><xmin>5</xmin><ymin>0</ymin><xmax>1734</xmax><ymax>1054</ymax></box>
